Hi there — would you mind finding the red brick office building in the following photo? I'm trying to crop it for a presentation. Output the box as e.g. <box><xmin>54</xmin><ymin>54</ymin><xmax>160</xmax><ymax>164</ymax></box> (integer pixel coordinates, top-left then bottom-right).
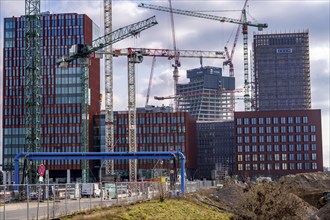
<box><xmin>234</xmin><ymin>110</ymin><xmax>323</xmax><ymax>180</ymax></box>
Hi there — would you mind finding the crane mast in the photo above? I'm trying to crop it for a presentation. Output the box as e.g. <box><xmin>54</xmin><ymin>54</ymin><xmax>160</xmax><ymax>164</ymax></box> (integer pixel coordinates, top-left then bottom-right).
<box><xmin>145</xmin><ymin>56</ymin><xmax>156</xmax><ymax>107</ymax></box>
<box><xmin>168</xmin><ymin>0</ymin><xmax>180</xmax><ymax>111</ymax></box>
<box><xmin>57</xmin><ymin>16</ymin><xmax>158</xmax><ymax>182</ymax></box>
<box><xmin>138</xmin><ymin>2</ymin><xmax>267</xmax><ymax>111</ymax></box>
<box><xmin>103</xmin><ymin>0</ymin><xmax>115</xmax><ymax>177</ymax></box>
<box><xmin>224</xmin><ymin>0</ymin><xmax>248</xmax><ymax>112</ymax></box>
<box><xmin>24</xmin><ymin>0</ymin><xmax>41</xmax><ymax>184</ymax></box>
<box><xmin>127</xmin><ymin>53</ymin><xmax>143</xmax><ymax>182</ymax></box>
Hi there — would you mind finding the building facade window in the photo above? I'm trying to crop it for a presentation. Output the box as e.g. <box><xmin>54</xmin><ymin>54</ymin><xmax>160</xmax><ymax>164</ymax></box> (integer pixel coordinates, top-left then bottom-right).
<box><xmin>238</xmin><ymin>164</ymin><xmax>243</xmax><ymax>170</ymax></box>
<box><xmin>312</xmin><ymin>163</ymin><xmax>317</xmax><ymax>170</ymax></box>
<box><xmin>303</xmin><ymin>116</ymin><xmax>308</xmax><ymax>123</ymax></box>
<box><xmin>311</xmin><ymin>125</ymin><xmax>316</xmax><ymax>132</ymax></box>
<box><xmin>260</xmin><ymin>154</ymin><xmax>265</xmax><ymax>161</ymax></box>
<box><xmin>311</xmin><ymin>153</ymin><xmax>316</xmax><ymax>160</ymax></box>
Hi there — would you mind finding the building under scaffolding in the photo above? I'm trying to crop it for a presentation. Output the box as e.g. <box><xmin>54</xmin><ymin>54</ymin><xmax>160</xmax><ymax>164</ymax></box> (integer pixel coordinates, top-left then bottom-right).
<box><xmin>176</xmin><ymin>66</ymin><xmax>235</xmax><ymax>121</ymax></box>
<box><xmin>252</xmin><ymin>31</ymin><xmax>311</xmax><ymax>111</ymax></box>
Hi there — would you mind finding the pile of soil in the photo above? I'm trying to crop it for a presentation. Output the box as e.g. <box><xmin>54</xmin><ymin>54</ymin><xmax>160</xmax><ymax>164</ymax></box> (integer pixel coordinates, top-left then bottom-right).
<box><xmin>210</xmin><ymin>183</ymin><xmax>245</xmax><ymax>210</ymax></box>
<box><xmin>207</xmin><ymin>172</ymin><xmax>330</xmax><ymax>219</ymax></box>
<box><xmin>279</xmin><ymin>172</ymin><xmax>330</xmax><ymax>192</ymax></box>
<box><xmin>311</xmin><ymin>202</ymin><xmax>330</xmax><ymax>220</ymax></box>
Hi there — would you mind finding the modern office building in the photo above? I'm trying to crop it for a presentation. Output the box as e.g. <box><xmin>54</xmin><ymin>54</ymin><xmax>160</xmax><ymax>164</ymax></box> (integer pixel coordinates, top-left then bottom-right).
<box><xmin>176</xmin><ymin>66</ymin><xmax>235</xmax><ymax>121</ymax></box>
<box><xmin>2</xmin><ymin>12</ymin><xmax>100</xmax><ymax>180</ymax></box>
<box><xmin>234</xmin><ymin>110</ymin><xmax>323</xmax><ymax>180</ymax></box>
<box><xmin>252</xmin><ymin>31</ymin><xmax>311</xmax><ymax>111</ymax></box>
<box><xmin>92</xmin><ymin>106</ymin><xmax>197</xmax><ymax>181</ymax></box>
<box><xmin>196</xmin><ymin>121</ymin><xmax>234</xmax><ymax>180</ymax></box>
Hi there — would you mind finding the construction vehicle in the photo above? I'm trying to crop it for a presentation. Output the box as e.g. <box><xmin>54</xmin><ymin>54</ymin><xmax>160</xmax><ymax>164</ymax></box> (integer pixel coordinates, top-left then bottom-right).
<box><xmin>317</xmin><ymin>192</ymin><xmax>330</xmax><ymax>209</ymax></box>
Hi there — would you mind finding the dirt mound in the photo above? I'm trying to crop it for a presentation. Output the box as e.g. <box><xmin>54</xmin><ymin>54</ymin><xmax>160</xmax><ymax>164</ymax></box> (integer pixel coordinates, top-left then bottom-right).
<box><xmin>231</xmin><ymin>182</ymin><xmax>317</xmax><ymax>220</ymax></box>
<box><xmin>278</xmin><ymin>172</ymin><xmax>330</xmax><ymax>207</ymax></box>
<box><xmin>279</xmin><ymin>172</ymin><xmax>330</xmax><ymax>192</ymax></box>
<box><xmin>211</xmin><ymin>183</ymin><xmax>245</xmax><ymax>210</ymax></box>
<box><xmin>310</xmin><ymin>202</ymin><xmax>330</xmax><ymax>220</ymax></box>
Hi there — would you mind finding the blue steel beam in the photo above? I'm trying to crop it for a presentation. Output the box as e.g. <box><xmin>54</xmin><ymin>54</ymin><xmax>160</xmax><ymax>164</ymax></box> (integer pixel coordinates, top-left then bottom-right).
<box><xmin>14</xmin><ymin>151</ymin><xmax>186</xmax><ymax>193</ymax></box>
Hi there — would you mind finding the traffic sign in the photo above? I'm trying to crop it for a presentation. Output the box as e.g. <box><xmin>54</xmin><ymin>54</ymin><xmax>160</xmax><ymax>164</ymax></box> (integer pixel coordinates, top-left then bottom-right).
<box><xmin>38</xmin><ymin>164</ymin><xmax>45</xmax><ymax>177</ymax></box>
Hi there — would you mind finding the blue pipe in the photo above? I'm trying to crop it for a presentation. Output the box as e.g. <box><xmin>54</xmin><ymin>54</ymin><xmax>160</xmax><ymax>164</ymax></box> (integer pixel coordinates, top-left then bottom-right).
<box><xmin>14</xmin><ymin>151</ymin><xmax>186</xmax><ymax>193</ymax></box>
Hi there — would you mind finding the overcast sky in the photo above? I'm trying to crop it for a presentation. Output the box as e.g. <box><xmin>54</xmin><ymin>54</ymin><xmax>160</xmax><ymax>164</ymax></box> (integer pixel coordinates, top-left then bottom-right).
<box><xmin>0</xmin><ymin>0</ymin><xmax>329</xmax><ymax>167</ymax></box>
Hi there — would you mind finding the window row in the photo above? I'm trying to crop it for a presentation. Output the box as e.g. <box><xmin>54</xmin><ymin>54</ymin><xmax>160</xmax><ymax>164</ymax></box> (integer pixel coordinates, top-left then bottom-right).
<box><xmin>116</xmin><ymin>135</ymin><xmax>186</xmax><ymax>144</ymax></box>
<box><xmin>236</xmin><ymin>125</ymin><xmax>316</xmax><ymax>134</ymax></box>
<box><xmin>237</xmin><ymin>162</ymin><xmax>318</xmax><ymax>171</ymax></box>
<box><xmin>237</xmin><ymin>144</ymin><xmax>317</xmax><ymax>153</ymax></box>
<box><xmin>117</xmin><ymin>126</ymin><xmax>186</xmax><ymax>135</ymax></box>
<box><xmin>118</xmin><ymin>116</ymin><xmax>185</xmax><ymax>125</ymax></box>
<box><xmin>3</xmin><ymin>115</ymin><xmax>82</xmax><ymax>126</ymax></box>
<box><xmin>237</xmin><ymin>153</ymin><xmax>317</xmax><ymax>162</ymax></box>
<box><xmin>237</xmin><ymin>134</ymin><xmax>317</xmax><ymax>144</ymax></box>
<box><xmin>236</xmin><ymin>116</ymin><xmax>309</xmax><ymax>125</ymax></box>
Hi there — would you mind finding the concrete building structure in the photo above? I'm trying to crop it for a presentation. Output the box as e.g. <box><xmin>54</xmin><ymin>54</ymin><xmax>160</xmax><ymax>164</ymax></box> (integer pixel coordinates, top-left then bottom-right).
<box><xmin>234</xmin><ymin>110</ymin><xmax>323</xmax><ymax>180</ymax></box>
<box><xmin>252</xmin><ymin>31</ymin><xmax>311</xmax><ymax>111</ymax></box>
<box><xmin>2</xmin><ymin>12</ymin><xmax>100</xmax><ymax>180</ymax></box>
<box><xmin>196</xmin><ymin>121</ymin><xmax>234</xmax><ymax>180</ymax></box>
<box><xmin>176</xmin><ymin>66</ymin><xmax>235</xmax><ymax>121</ymax></box>
<box><xmin>92</xmin><ymin>106</ymin><xmax>197</xmax><ymax>181</ymax></box>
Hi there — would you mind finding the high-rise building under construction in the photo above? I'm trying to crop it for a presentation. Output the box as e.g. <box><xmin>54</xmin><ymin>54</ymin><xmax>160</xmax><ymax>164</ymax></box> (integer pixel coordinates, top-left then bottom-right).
<box><xmin>2</xmin><ymin>12</ymin><xmax>100</xmax><ymax>180</ymax></box>
<box><xmin>252</xmin><ymin>31</ymin><xmax>311</xmax><ymax>111</ymax></box>
<box><xmin>176</xmin><ymin>66</ymin><xmax>235</xmax><ymax>121</ymax></box>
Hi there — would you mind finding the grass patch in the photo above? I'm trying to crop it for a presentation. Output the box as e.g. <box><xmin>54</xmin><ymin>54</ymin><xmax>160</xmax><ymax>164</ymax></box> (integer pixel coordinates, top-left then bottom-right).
<box><xmin>61</xmin><ymin>198</ymin><xmax>232</xmax><ymax>220</ymax></box>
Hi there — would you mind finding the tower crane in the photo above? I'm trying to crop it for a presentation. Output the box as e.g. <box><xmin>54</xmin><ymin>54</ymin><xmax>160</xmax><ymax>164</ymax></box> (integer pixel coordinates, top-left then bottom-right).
<box><xmin>103</xmin><ymin>0</ymin><xmax>115</xmax><ymax>177</ymax></box>
<box><xmin>168</xmin><ymin>0</ymin><xmax>180</xmax><ymax>111</ymax></box>
<box><xmin>223</xmin><ymin>0</ymin><xmax>248</xmax><ymax>112</ymax></box>
<box><xmin>24</xmin><ymin>0</ymin><xmax>41</xmax><ymax>184</ymax></box>
<box><xmin>138</xmin><ymin>2</ymin><xmax>268</xmax><ymax>111</ymax></box>
<box><xmin>57</xmin><ymin>16</ymin><xmax>158</xmax><ymax>182</ymax></box>
<box><xmin>224</xmin><ymin>0</ymin><xmax>248</xmax><ymax>78</ymax></box>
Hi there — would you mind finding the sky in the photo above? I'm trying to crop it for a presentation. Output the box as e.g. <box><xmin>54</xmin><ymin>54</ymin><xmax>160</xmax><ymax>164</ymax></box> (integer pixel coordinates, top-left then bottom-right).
<box><xmin>0</xmin><ymin>0</ymin><xmax>329</xmax><ymax>167</ymax></box>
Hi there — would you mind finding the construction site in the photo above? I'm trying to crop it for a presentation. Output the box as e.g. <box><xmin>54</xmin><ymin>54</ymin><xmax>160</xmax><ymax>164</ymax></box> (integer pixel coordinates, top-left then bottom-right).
<box><xmin>1</xmin><ymin>0</ymin><xmax>329</xmax><ymax>219</ymax></box>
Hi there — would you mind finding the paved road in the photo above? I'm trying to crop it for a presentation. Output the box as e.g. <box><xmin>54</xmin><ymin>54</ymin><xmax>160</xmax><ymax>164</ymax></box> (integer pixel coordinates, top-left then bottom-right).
<box><xmin>0</xmin><ymin>197</ymin><xmax>118</xmax><ymax>220</ymax></box>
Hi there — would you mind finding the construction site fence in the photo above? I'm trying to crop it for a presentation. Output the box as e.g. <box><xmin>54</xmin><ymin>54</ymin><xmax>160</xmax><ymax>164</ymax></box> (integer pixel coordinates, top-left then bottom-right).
<box><xmin>0</xmin><ymin>180</ymin><xmax>217</xmax><ymax>220</ymax></box>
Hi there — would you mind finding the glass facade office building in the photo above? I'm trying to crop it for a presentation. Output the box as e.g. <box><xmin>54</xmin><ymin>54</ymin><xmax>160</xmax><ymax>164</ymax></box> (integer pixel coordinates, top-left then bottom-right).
<box><xmin>197</xmin><ymin>121</ymin><xmax>234</xmax><ymax>180</ymax></box>
<box><xmin>253</xmin><ymin>31</ymin><xmax>311</xmax><ymax>111</ymax></box>
<box><xmin>177</xmin><ymin>66</ymin><xmax>235</xmax><ymax>121</ymax></box>
<box><xmin>2</xmin><ymin>12</ymin><xmax>100</xmax><ymax>180</ymax></box>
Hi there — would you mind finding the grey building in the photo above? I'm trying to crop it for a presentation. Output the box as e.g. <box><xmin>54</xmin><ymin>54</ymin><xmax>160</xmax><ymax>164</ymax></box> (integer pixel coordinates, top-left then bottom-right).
<box><xmin>177</xmin><ymin>66</ymin><xmax>235</xmax><ymax>121</ymax></box>
<box><xmin>252</xmin><ymin>31</ymin><xmax>311</xmax><ymax>111</ymax></box>
<box><xmin>196</xmin><ymin>121</ymin><xmax>234</xmax><ymax>180</ymax></box>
